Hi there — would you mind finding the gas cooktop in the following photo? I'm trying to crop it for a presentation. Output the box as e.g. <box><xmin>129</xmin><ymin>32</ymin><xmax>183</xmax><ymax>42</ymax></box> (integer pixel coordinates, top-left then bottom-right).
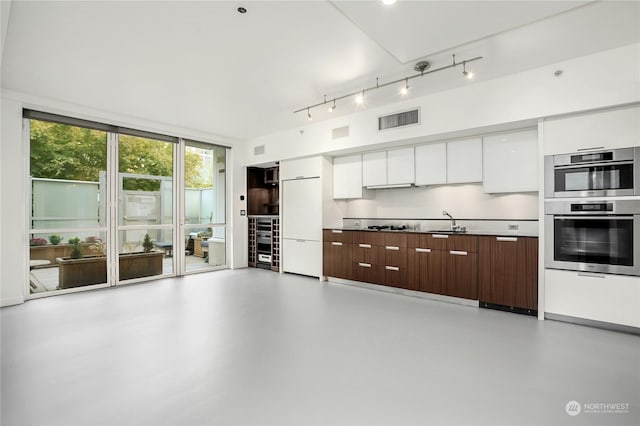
<box><xmin>367</xmin><ymin>225</ymin><xmax>407</xmax><ymax>231</ymax></box>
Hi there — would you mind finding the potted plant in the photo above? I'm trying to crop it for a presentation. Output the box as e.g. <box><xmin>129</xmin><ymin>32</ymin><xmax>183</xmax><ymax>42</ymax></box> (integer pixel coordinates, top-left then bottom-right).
<box><xmin>48</xmin><ymin>234</ymin><xmax>63</xmax><ymax>245</ymax></box>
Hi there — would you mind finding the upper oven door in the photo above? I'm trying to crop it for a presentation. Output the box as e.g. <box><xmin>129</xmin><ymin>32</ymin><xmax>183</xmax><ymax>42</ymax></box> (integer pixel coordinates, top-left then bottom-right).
<box><xmin>544</xmin><ymin>147</ymin><xmax>639</xmax><ymax>198</ymax></box>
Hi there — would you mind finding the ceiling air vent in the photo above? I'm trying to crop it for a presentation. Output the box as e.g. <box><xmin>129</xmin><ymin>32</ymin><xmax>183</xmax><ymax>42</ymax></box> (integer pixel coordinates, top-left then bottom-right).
<box><xmin>254</xmin><ymin>145</ymin><xmax>265</xmax><ymax>155</ymax></box>
<box><xmin>378</xmin><ymin>108</ymin><xmax>419</xmax><ymax>131</ymax></box>
<box><xmin>332</xmin><ymin>125</ymin><xmax>349</xmax><ymax>140</ymax></box>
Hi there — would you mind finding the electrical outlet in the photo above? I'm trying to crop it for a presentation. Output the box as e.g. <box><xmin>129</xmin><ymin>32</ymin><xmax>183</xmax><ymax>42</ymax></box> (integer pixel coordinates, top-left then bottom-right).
<box><xmin>508</xmin><ymin>224</ymin><xmax>519</xmax><ymax>231</ymax></box>
<box><xmin>353</xmin><ymin>221</ymin><xmax>361</xmax><ymax>227</ymax></box>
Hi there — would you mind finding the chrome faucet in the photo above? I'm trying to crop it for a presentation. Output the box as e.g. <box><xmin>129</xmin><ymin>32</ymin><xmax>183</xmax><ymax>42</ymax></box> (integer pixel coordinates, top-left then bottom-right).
<box><xmin>442</xmin><ymin>210</ymin><xmax>461</xmax><ymax>232</ymax></box>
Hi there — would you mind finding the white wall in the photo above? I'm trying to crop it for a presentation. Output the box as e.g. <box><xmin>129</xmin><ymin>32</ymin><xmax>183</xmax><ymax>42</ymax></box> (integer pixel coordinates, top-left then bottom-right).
<box><xmin>245</xmin><ymin>43</ymin><xmax>640</xmax><ymax>165</ymax></box>
<box><xmin>0</xmin><ymin>90</ymin><xmax>244</xmax><ymax>307</ymax></box>
<box><xmin>1</xmin><ymin>0</ymin><xmax>12</xmax><ymax>60</ymax></box>
<box><xmin>345</xmin><ymin>184</ymin><xmax>538</xmax><ymax>220</ymax></box>
<box><xmin>1</xmin><ymin>96</ymin><xmax>25</xmax><ymax>306</ymax></box>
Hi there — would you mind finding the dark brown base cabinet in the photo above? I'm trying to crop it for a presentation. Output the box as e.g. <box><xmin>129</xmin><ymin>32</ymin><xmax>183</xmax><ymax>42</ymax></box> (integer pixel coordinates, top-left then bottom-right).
<box><xmin>407</xmin><ymin>234</ymin><xmax>446</xmax><ymax>294</ymax></box>
<box><xmin>478</xmin><ymin>236</ymin><xmax>538</xmax><ymax>312</ymax></box>
<box><xmin>323</xmin><ymin>229</ymin><xmax>538</xmax><ymax>311</ymax></box>
<box><xmin>445</xmin><ymin>235</ymin><xmax>479</xmax><ymax>300</ymax></box>
<box><xmin>323</xmin><ymin>230</ymin><xmax>353</xmax><ymax>280</ymax></box>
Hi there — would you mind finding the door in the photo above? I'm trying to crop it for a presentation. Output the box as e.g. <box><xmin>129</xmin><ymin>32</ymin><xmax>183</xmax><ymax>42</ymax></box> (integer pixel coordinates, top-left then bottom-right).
<box><xmin>182</xmin><ymin>141</ymin><xmax>228</xmax><ymax>273</ymax></box>
<box><xmin>282</xmin><ymin>178</ymin><xmax>321</xmax><ymax>241</ymax></box>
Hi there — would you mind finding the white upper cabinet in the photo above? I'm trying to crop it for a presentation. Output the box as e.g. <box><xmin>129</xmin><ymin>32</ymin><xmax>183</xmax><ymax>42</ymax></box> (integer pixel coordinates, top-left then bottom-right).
<box><xmin>483</xmin><ymin>129</ymin><xmax>538</xmax><ymax>193</ymax></box>
<box><xmin>446</xmin><ymin>137</ymin><xmax>482</xmax><ymax>184</ymax></box>
<box><xmin>362</xmin><ymin>151</ymin><xmax>387</xmax><ymax>187</ymax></box>
<box><xmin>387</xmin><ymin>147</ymin><xmax>415</xmax><ymax>185</ymax></box>
<box><xmin>333</xmin><ymin>154</ymin><xmax>363</xmax><ymax>199</ymax></box>
<box><xmin>544</xmin><ymin>106</ymin><xmax>640</xmax><ymax>155</ymax></box>
<box><xmin>280</xmin><ymin>156</ymin><xmax>322</xmax><ymax>180</ymax></box>
<box><xmin>415</xmin><ymin>142</ymin><xmax>446</xmax><ymax>186</ymax></box>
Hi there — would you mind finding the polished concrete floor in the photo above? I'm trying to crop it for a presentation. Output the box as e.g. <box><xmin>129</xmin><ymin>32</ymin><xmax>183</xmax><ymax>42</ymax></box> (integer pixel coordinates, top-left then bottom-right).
<box><xmin>2</xmin><ymin>268</ymin><xmax>639</xmax><ymax>425</ymax></box>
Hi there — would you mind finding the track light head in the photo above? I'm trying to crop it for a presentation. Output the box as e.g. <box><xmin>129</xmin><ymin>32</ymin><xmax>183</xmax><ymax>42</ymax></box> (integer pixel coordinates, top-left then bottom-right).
<box><xmin>462</xmin><ymin>61</ymin><xmax>474</xmax><ymax>79</ymax></box>
<box><xmin>400</xmin><ymin>78</ymin><xmax>409</xmax><ymax>95</ymax></box>
<box><xmin>355</xmin><ymin>90</ymin><xmax>364</xmax><ymax>105</ymax></box>
<box><xmin>307</xmin><ymin>108</ymin><xmax>312</xmax><ymax>120</ymax></box>
<box><xmin>328</xmin><ymin>100</ymin><xmax>336</xmax><ymax>112</ymax></box>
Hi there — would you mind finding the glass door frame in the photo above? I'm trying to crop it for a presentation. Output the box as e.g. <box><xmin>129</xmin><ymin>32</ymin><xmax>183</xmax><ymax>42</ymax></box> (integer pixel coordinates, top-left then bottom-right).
<box><xmin>176</xmin><ymin>140</ymin><xmax>229</xmax><ymax>275</ymax></box>
<box><xmin>24</xmin><ymin>113</ymin><xmax>230</xmax><ymax>299</ymax></box>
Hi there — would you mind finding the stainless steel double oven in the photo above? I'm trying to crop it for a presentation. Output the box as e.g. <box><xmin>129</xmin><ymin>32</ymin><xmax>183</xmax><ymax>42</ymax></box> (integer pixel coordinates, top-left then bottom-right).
<box><xmin>545</xmin><ymin>146</ymin><xmax>640</xmax><ymax>276</ymax></box>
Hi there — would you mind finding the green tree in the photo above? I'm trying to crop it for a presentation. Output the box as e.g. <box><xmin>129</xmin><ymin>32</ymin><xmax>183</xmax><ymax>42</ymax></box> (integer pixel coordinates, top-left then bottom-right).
<box><xmin>29</xmin><ymin>120</ymin><xmax>214</xmax><ymax>191</ymax></box>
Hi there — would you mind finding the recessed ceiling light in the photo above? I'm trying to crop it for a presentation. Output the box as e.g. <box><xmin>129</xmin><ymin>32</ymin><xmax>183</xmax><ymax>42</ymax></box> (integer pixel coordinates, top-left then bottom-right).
<box><xmin>237</xmin><ymin>6</ymin><xmax>247</xmax><ymax>14</ymax></box>
<box><xmin>382</xmin><ymin>0</ymin><xmax>397</xmax><ymax>5</ymax></box>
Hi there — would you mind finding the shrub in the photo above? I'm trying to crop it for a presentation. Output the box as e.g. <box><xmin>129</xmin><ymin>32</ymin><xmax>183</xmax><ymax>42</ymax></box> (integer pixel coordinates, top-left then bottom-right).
<box><xmin>48</xmin><ymin>235</ymin><xmax>63</xmax><ymax>245</ymax></box>
<box><xmin>68</xmin><ymin>237</ymin><xmax>82</xmax><ymax>259</ymax></box>
<box><xmin>30</xmin><ymin>238</ymin><xmax>48</xmax><ymax>246</ymax></box>
<box><xmin>142</xmin><ymin>233</ymin><xmax>154</xmax><ymax>253</ymax></box>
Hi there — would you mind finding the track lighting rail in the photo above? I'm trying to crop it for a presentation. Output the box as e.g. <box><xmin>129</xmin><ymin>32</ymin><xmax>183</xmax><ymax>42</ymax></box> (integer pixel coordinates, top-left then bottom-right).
<box><xmin>294</xmin><ymin>54</ymin><xmax>483</xmax><ymax>116</ymax></box>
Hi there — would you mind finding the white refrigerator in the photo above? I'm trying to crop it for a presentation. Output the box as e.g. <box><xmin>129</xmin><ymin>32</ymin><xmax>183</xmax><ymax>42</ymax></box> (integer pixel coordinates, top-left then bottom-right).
<box><xmin>282</xmin><ymin>177</ymin><xmax>322</xmax><ymax>277</ymax></box>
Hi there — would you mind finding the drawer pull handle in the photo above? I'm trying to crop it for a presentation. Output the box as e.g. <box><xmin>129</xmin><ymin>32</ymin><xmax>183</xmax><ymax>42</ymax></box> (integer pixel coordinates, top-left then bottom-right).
<box><xmin>496</xmin><ymin>237</ymin><xmax>518</xmax><ymax>242</ymax></box>
<box><xmin>578</xmin><ymin>272</ymin><xmax>606</xmax><ymax>279</ymax></box>
<box><xmin>577</xmin><ymin>146</ymin><xmax>605</xmax><ymax>152</ymax></box>
<box><xmin>358</xmin><ymin>244</ymin><xmax>371</xmax><ymax>248</ymax></box>
<box><xmin>385</xmin><ymin>246</ymin><xmax>400</xmax><ymax>251</ymax></box>
<box><xmin>415</xmin><ymin>248</ymin><xmax>431</xmax><ymax>253</ymax></box>
<box><xmin>331</xmin><ymin>230</ymin><xmax>343</xmax><ymax>234</ymax></box>
<box><xmin>296</xmin><ymin>239</ymin><xmax>305</xmax><ymax>243</ymax></box>
<box><xmin>432</xmin><ymin>234</ymin><xmax>449</xmax><ymax>239</ymax></box>
<box><xmin>358</xmin><ymin>262</ymin><xmax>371</xmax><ymax>268</ymax></box>
<box><xmin>331</xmin><ymin>242</ymin><xmax>342</xmax><ymax>246</ymax></box>
<box><xmin>450</xmin><ymin>250</ymin><xmax>468</xmax><ymax>256</ymax></box>
<box><xmin>385</xmin><ymin>266</ymin><xmax>400</xmax><ymax>271</ymax></box>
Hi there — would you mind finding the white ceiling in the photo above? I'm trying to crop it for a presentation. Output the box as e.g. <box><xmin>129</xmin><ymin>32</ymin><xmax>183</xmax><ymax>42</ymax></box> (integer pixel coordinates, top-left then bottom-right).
<box><xmin>1</xmin><ymin>1</ymin><xmax>638</xmax><ymax>141</ymax></box>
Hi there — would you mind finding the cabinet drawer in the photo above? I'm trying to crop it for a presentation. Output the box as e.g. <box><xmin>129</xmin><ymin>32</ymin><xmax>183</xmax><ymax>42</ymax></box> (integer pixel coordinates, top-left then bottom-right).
<box><xmin>447</xmin><ymin>235</ymin><xmax>478</xmax><ymax>253</ymax></box>
<box><xmin>381</xmin><ymin>232</ymin><xmax>407</xmax><ymax>247</ymax></box>
<box><xmin>409</xmin><ymin>233</ymin><xmax>448</xmax><ymax>250</ymax></box>
<box><xmin>382</xmin><ymin>246</ymin><xmax>407</xmax><ymax>268</ymax></box>
<box><xmin>353</xmin><ymin>244</ymin><xmax>378</xmax><ymax>264</ymax></box>
<box><xmin>322</xmin><ymin>229</ymin><xmax>353</xmax><ymax>243</ymax></box>
<box><xmin>352</xmin><ymin>262</ymin><xmax>383</xmax><ymax>285</ymax></box>
<box><xmin>282</xmin><ymin>239</ymin><xmax>321</xmax><ymax>277</ymax></box>
<box><xmin>384</xmin><ymin>265</ymin><xmax>406</xmax><ymax>288</ymax></box>
<box><xmin>352</xmin><ymin>231</ymin><xmax>380</xmax><ymax>246</ymax></box>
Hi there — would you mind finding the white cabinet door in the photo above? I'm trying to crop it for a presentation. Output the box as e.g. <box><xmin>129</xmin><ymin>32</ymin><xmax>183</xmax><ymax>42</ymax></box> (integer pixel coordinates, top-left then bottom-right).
<box><xmin>447</xmin><ymin>137</ymin><xmax>482</xmax><ymax>183</ymax></box>
<box><xmin>483</xmin><ymin>129</ymin><xmax>538</xmax><ymax>193</ymax></box>
<box><xmin>333</xmin><ymin>154</ymin><xmax>362</xmax><ymax>199</ymax></box>
<box><xmin>282</xmin><ymin>178</ymin><xmax>321</xmax><ymax>241</ymax></box>
<box><xmin>387</xmin><ymin>147</ymin><xmax>415</xmax><ymax>185</ymax></box>
<box><xmin>545</xmin><ymin>269</ymin><xmax>640</xmax><ymax>327</ymax></box>
<box><xmin>280</xmin><ymin>156</ymin><xmax>322</xmax><ymax>180</ymax></box>
<box><xmin>282</xmin><ymin>239</ymin><xmax>321</xmax><ymax>278</ymax></box>
<box><xmin>415</xmin><ymin>142</ymin><xmax>446</xmax><ymax>186</ymax></box>
<box><xmin>544</xmin><ymin>106</ymin><xmax>640</xmax><ymax>155</ymax></box>
<box><xmin>362</xmin><ymin>151</ymin><xmax>387</xmax><ymax>187</ymax></box>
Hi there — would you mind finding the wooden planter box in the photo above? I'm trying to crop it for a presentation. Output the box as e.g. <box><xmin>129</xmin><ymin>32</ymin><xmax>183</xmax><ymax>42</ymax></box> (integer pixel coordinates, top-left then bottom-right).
<box><xmin>56</xmin><ymin>251</ymin><xmax>164</xmax><ymax>288</ymax></box>
<box><xmin>119</xmin><ymin>251</ymin><xmax>164</xmax><ymax>280</ymax></box>
<box><xmin>57</xmin><ymin>255</ymin><xmax>107</xmax><ymax>289</ymax></box>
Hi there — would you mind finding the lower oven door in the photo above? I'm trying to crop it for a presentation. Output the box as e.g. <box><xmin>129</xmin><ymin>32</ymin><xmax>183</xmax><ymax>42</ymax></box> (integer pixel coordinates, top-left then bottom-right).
<box><xmin>545</xmin><ymin>214</ymin><xmax>640</xmax><ymax>276</ymax></box>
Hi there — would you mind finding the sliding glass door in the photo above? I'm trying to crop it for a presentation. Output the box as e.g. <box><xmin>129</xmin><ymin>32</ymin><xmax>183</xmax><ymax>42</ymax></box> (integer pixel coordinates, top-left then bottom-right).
<box><xmin>182</xmin><ymin>141</ymin><xmax>227</xmax><ymax>273</ymax></box>
<box><xmin>26</xmin><ymin>111</ymin><xmax>229</xmax><ymax>297</ymax></box>
<box><xmin>117</xmin><ymin>133</ymin><xmax>175</xmax><ymax>282</ymax></box>
<box><xmin>28</xmin><ymin>119</ymin><xmax>110</xmax><ymax>294</ymax></box>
